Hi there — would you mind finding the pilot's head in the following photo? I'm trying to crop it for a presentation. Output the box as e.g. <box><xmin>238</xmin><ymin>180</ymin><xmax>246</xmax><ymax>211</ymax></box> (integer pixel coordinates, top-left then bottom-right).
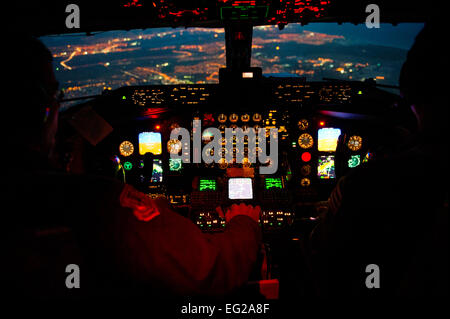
<box><xmin>7</xmin><ymin>36</ymin><xmax>60</xmax><ymax>162</ymax></box>
<box><xmin>399</xmin><ymin>20</ymin><xmax>447</xmax><ymax>138</ymax></box>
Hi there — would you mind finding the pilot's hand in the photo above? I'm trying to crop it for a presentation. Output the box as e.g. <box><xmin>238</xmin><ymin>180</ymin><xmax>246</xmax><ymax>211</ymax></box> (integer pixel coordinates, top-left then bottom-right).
<box><xmin>216</xmin><ymin>203</ymin><xmax>261</xmax><ymax>224</ymax></box>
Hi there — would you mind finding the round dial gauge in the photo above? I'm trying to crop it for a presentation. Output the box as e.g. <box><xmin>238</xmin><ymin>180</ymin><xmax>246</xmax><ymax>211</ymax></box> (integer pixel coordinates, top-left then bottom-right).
<box><xmin>242</xmin><ymin>157</ymin><xmax>251</xmax><ymax>168</ymax></box>
<box><xmin>298</xmin><ymin>119</ymin><xmax>309</xmax><ymax>130</ymax></box>
<box><xmin>220</xmin><ymin>137</ymin><xmax>227</xmax><ymax>145</ymax></box>
<box><xmin>167</xmin><ymin>139</ymin><xmax>182</xmax><ymax>154</ymax></box>
<box><xmin>229</xmin><ymin>113</ymin><xmax>239</xmax><ymax>123</ymax></box>
<box><xmin>241</xmin><ymin>114</ymin><xmax>250</xmax><ymax>122</ymax></box>
<box><xmin>119</xmin><ymin>141</ymin><xmax>134</xmax><ymax>157</ymax></box>
<box><xmin>253</xmin><ymin>113</ymin><xmax>262</xmax><ymax>122</ymax></box>
<box><xmin>169</xmin><ymin>159</ymin><xmax>182</xmax><ymax>171</ymax></box>
<box><xmin>217</xmin><ymin>114</ymin><xmax>227</xmax><ymax>123</ymax></box>
<box><xmin>219</xmin><ymin>148</ymin><xmax>228</xmax><ymax>156</ymax></box>
<box><xmin>301</xmin><ymin>164</ymin><xmax>312</xmax><ymax>176</ymax></box>
<box><xmin>218</xmin><ymin>158</ymin><xmax>228</xmax><ymax>169</ymax></box>
<box><xmin>347</xmin><ymin>135</ymin><xmax>363</xmax><ymax>151</ymax></box>
<box><xmin>298</xmin><ymin>133</ymin><xmax>314</xmax><ymax>149</ymax></box>
<box><xmin>300</xmin><ymin>178</ymin><xmax>311</xmax><ymax>187</ymax></box>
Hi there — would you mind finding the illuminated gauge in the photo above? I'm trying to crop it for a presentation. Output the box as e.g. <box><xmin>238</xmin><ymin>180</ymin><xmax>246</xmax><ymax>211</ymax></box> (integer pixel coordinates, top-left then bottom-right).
<box><xmin>347</xmin><ymin>135</ymin><xmax>363</xmax><ymax>151</ymax></box>
<box><xmin>229</xmin><ymin>113</ymin><xmax>239</xmax><ymax>123</ymax></box>
<box><xmin>202</xmin><ymin>129</ymin><xmax>215</xmax><ymax>143</ymax></box>
<box><xmin>253</xmin><ymin>113</ymin><xmax>262</xmax><ymax>122</ymax></box>
<box><xmin>300</xmin><ymin>165</ymin><xmax>312</xmax><ymax>176</ymax></box>
<box><xmin>242</xmin><ymin>157</ymin><xmax>251</xmax><ymax>168</ymax></box>
<box><xmin>119</xmin><ymin>141</ymin><xmax>134</xmax><ymax>157</ymax></box>
<box><xmin>252</xmin><ymin>147</ymin><xmax>262</xmax><ymax>155</ymax></box>
<box><xmin>167</xmin><ymin>139</ymin><xmax>182</xmax><ymax>154</ymax></box>
<box><xmin>228</xmin><ymin>136</ymin><xmax>238</xmax><ymax>143</ymax></box>
<box><xmin>298</xmin><ymin>133</ymin><xmax>314</xmax><ymax>149</ymax></box>
<box><xmin>219</xmin><ymin>148</ymin><xmax>228</xmax><ymax>156</ymax></box>
<box><xmin>169</xmin><ymin>159</ymin><xmax>182</xmax><ymax>172</ymax></box>
<box><xmin>218</xmin><ymin>158</ymin><xmax>228</xmax><ymax>169</ymax></box>
<box><xmin>241</xmin><ymin>114</ymin><xmax>250</xmax><ymax>122</ymax></box>
<box><xmin>217</xmin><ymin>113</ymin><xmax>227</xmax><ymax>123</ymax></box>
<box><xmin>300</xmin><ymin>178</ymin><xmax>311</xmax><ymax>187</ymax></box>
<box><xmin>205</xmin><ymin>148</ymin><xmax>215</xmax><ymax>157</ymax></box>
<box><xmin>123</xmin><ymin>162</ymin><xmax>133</xmax><ymax>171</ymax></box>
<box><xmin>348</xmin><ymin>155</ymin><xmax>361</xmax><ymax>168</ymax></box>
<box><xmin>298</xmin><ymin>119</ymin><xmax>309</xmax><ymax>130</ymax></box>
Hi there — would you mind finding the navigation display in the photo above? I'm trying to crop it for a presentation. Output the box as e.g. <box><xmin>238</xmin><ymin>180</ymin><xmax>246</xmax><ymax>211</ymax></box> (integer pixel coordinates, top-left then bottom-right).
<box><xmin>317</xmin><ymin>155</ymin><xmax>336</xmax><ymax>179</ymax></box>
<box><xmin>228</xmin><ymin>178</ymin><xmax>253</xmax><ymax>200</ymax></box>
<box><xmin>318</xmin><ymin>128</ymin><xmax>341</xmax><ymax>152</ymax></box>
<box><xmin>199</xmin><ymin>179</ymin><xmax>217</xmax><ymax>191</ymax></box>
<box><xmin>151</xmin><ymin>159</ymin><xmax>163</xmax><ymax>183</ymax></box>
<box><xmin>265</xmin><ymin>177</ymin><xmax>283</xmax><ymax>190</ymax></box>
<box><xmin>139</xmin><ymin>132</ymin><xmax>162</xmax><ymax>155</ymax></box>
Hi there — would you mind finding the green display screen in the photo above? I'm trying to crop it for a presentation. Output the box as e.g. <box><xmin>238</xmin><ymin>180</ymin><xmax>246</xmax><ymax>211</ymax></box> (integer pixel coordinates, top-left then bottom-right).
<box><xmin>199</xmin><ymin>179</ymin><xmax>217</xmax><ymax>191</ymax></box>
<box><xmin>265</xmin><ymin>177</ymin><xmax>283</xmax><ymax>190</ymax></box>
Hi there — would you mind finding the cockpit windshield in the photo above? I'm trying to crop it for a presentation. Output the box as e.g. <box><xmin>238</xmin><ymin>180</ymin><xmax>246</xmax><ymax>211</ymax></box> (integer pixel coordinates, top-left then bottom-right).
<box><xmin>40</xmin><ymin>23</ymin><xmax>423</xmax><ymax>110</ymax></box>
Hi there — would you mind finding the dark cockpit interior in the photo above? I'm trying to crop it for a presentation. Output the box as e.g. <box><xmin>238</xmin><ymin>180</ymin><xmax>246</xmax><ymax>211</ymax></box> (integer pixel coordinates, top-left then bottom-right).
<box><xmin>3</xmin><ymin>0</ymin><xmax>448</xmax><ymax>305</ymax></box>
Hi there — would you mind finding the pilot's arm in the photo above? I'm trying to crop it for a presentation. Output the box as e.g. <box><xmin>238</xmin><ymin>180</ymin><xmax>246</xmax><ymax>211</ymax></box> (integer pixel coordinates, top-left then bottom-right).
<box><xmin>75</xmin><ymin>181</ymin><xmax>262</xmax><ymax>296</ymax></box>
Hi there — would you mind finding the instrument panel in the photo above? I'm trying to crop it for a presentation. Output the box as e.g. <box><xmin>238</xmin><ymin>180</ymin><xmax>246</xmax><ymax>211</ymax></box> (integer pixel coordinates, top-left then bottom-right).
<box><xmin>94</xmin><ymin>78</ymin><xmax>390</xmax><ymax>235</ymax></box>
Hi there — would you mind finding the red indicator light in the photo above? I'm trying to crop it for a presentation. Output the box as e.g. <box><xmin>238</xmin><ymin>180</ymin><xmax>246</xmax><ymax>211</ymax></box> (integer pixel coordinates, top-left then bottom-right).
<box><xmin>301</xmin><ymin>152</ymin><xmax>311</xmax><ymax>162</ymax></box>
<box><xmin>319</xmin><ymin>121</ymin><xmax>325</xmax><ymax>126</ymax></box>
<box><xmin>155</xmin><ymin>125</ymin><xmax>161</xmax><ymax>130</ymax></box>
<box><xmin>234</xmin><ymin>32</ymin><xmax>245</xmax><ymax>41</ymax></box>
<box><xmin>203</xmin><ymin>113</ymin><xmax>215</xmax><ymax>126</ymax></box>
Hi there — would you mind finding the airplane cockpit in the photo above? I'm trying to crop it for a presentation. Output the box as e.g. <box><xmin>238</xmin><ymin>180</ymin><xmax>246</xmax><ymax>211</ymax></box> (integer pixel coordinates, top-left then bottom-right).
<box><xmin>4</xmin><ymin>0</ymin><xmax>447</xmax><ymax>304</ymax></box>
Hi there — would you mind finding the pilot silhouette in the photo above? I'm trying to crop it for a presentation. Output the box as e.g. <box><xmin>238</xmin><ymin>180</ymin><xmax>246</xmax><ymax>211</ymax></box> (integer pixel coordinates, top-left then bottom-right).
<box><xmin>2</xmin><ymin>35</ymin><xmax>262</xmax><ymax>298</ymax></box>
<box><xmin>311</xmin><ymin>20</ymin><xmax>448</xmax><ymax>296</ymax></box>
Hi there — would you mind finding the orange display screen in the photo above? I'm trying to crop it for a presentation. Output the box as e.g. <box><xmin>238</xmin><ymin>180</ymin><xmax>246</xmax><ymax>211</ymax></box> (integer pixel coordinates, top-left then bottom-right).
<box><xmin>138</xmin><ymin>132</ymin><xmax>162</xmax><ymax>155</ymax></box>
